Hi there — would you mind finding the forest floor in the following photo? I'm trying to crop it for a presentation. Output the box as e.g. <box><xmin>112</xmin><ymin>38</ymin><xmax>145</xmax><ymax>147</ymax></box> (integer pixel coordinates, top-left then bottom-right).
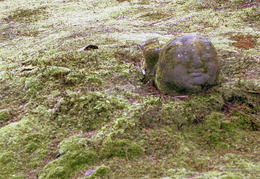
<box><xmin>0</xmin><ymin>0</ymin><xmax>260</xmax><ymax>178</ymax></box>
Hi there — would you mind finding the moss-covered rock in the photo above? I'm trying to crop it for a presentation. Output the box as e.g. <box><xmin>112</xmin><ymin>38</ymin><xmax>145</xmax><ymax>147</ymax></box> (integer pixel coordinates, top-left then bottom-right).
<box><xmin>140</xmin><ymin>38</ymin><xmax>161</xmax><ymax>82</ymax></box>
<box><xmin>155</xmin><ymin>35</ymin><xmax>220</xmax><ymax>94</ymax></box>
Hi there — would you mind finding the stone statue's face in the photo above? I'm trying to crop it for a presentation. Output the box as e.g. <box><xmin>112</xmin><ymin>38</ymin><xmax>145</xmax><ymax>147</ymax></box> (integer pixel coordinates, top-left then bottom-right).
<box><xmin>156</xmin><ymin>35</ymin><xmax>220</xmax><ymax>93</ymax></box>
<box><xmin>172</xmin><ymin>38</ymin><xmax>218</xmax><ymax>91</ymax></box>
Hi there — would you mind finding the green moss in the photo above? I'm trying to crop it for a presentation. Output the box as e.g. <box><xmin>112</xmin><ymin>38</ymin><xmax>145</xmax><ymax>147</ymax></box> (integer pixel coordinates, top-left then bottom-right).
<box><xmin>229</xmin><ymin>110</ymin><xmax>255</xmax><ymax>131</ymax></box>
<box><xmin>6</xmin><ymin>6</ymin><xmax>48</xmax><ymax>23</ymax></box>
<box><xmin>44</xmin><ymin>66</ymin><xmax>71</xmax><ymax>78</ymax></box>
<box><xmin>194</xmin><ymin>112</ymin><xmax>231</xmax><ymax>149</ymax></box>
<box><xmin>0</xmin><ymin>151</ymin><xmax>15</xmax><ymax>165</ymax></box>
<box><xmin>160</xmin><ymin>101</ymin><xmax>188</xmax><ymax>129</ymax></box>
<box><xmin>39</xmin><ymin>149</ymin><xmax>97</xmax><ymax>179</ymax></box>
<box><xmin>58</xmin><ymin>135</ymin><xmax>92</xmax><ymax>155</ymax></box>
<box><xmin>100</xmin><ymin>138</ymin><xmax>143</xmax><ymax>159</ymax></box>
<box><xmin>65</xmin><ymin>71</ymin><xmax>86</xmax><ymax>84</ymax></box>
<box><xmin>0</xmin><ymin>109</ymin><xmax>11</xmax><ymax>123</ymax></box>
<box><xmin>220</xmin><ymin>120</ymin><xmax>235</xmax><ymax>132</ymax></box>
<box><xmin>0</xmin><ymin>116</ymin><xmax>51</xmax><ymax>177</ymax></box>
<box><xmin>56</xmin><ymin>91</ymin><xmax>125</xmax><ymax>131</ymax></box>
<box><xmin>85</xmin><ymin>165</ymin><xmax>110</xmax><ymax>179</ymax></box>
<box><xmin>186</xmin><ymin>93</ymin><xmax>225</xmax><ymax>115</ymax></box>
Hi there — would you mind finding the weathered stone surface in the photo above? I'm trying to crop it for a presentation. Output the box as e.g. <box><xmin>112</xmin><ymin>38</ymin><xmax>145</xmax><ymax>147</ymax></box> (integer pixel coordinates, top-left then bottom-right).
<box><xmin>140</xmin><ymin>38</ymin><xmax>161</xmax><ymax>82</ymax></box>
<box><xmin>155</xmin><ymin>35</ymin><xmax>220</xmax><ymax>94</ymax></box>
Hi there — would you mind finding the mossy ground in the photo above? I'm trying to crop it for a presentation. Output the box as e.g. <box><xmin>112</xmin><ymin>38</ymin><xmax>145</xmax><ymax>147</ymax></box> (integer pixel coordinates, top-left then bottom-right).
<box><xmin>0</xmin><ymin>0</ymin><xmax>259</xmax><ymax>178</ymax></box>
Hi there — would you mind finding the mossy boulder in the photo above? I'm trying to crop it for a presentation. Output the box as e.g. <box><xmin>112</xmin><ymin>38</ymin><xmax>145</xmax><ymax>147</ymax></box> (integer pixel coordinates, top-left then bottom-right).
<box><xmin>155</xmin><ymin>35</ymin><xmax>220</xmax><ymax>94</ymax></box>
<box><xmin>140</xmin><ymin>35</ymin><xmax>221</xmax><ymax>94</ymax></box>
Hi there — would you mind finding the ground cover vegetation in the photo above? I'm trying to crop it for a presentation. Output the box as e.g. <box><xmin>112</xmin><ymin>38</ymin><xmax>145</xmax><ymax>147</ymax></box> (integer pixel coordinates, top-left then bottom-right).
<box><xmin>0</xmin><ymin>0</ymin><xmax>259</xmax><ymax>178</ymax></box>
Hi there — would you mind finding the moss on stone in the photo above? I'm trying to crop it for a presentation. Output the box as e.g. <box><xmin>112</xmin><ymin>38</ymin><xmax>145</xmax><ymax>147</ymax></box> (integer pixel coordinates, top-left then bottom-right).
<box><xmin>140</xmin><ymin>38</ymin><xmax>161</xmax><ymax>82</ymax></box>
<box><xmin>155</xmin><ymin>35</ymin><xmax>220</xmax><ymax>94</ymax></box>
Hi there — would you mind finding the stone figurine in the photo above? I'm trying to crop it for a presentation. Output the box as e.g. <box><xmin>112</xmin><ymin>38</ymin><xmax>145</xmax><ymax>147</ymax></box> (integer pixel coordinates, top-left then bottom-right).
<box><xmin>140</xmin><ymin>34</ymin><xmax>220</xmax><ymax>94</ymax></box>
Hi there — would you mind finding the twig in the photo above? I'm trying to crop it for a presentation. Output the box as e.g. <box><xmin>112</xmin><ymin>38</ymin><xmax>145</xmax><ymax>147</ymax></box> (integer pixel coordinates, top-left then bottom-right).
<box><xmin>134</xmin><ymin>16</ymin><xmax>173</xmax><ymax>27</ymax></box>
<box><xmin>219</xmin><ymin>168</ymin><xmax>260</xmax><ymax>171</ymax></box>
<box><xmin>244</xmin><ymin>90</ymin><xmax>260</xmax><ymax>94</ymax></box>
<box><xmin>169</xmin><ymin>12</ymin><xmax>202</xmax><ymax>25</ymax></box>
<box><xmin>168</xmin><ymin>5</ymin><xmax>230</xmax><ymax>25</ymax></box>
<box><xmin>173</xmin><ymin>95</ymin><xmax>189</xmax><ymax>99</ymax></box>
<box><xmin>250</xmin><ymin>114</ymin><xmax>260</xmax><ymax>121</ymax></box>
<box><xmin>212</xmin><ymin>5</ymin><xmax>230</xmax><ymax>11</ymax></box>
<box><xmin>148</xmin><ymin>16</ymin><xmax>173</xmax><ymax>26</ymax></box>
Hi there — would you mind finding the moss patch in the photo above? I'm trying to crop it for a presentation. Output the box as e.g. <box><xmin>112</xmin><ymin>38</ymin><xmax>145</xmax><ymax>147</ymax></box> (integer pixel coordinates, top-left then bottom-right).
<box><xmin>0</xmin><ymin>109</ymin><xmax>11</xmax><ymax>123</ymax></box>
<box><xmin>100</xmin><ymin>138</ymin><xmax>143</xmax><ymax>159</ymax></box>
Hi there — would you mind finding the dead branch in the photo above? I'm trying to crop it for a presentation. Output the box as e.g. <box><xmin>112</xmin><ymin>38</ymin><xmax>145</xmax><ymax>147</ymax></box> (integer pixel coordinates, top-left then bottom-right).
<box><xmin>168</xmin><ymin>5</ymin><xmax>230</xmax><ymax>25</ymax></box>
<box><xmin>212</xmin><ymin>5</ymin><xmax>230</xmax><ymax>11</ymax></box>
<box><xmin>134</xmin><ymin>16</ymin><xmax>174</xmax><ymax>27</ymax></box>
<box><xmin>169</xmin><ymin>13</ymin><xmax>201</xmax><ymax>25</ymax></box>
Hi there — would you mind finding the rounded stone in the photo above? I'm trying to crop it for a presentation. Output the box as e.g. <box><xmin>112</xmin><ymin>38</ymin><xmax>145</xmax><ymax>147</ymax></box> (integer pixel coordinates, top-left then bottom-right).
<box><xmin>140</xmin><ymin>38</ymin><xmax>161</xmax><ymax>80</ymax></box>
<box><xmin>155</xmin><ymin>35</ymin><xmax>220</xmax><ymax>94</ymax></box>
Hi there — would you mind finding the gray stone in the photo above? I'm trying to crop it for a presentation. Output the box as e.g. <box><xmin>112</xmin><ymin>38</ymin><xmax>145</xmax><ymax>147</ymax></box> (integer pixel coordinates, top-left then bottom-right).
<box><xmin>140</xmin><ymin>35</ymin><xmax>220</xmax><ymax>94</ymax></box>
<box><xmin>140</xmin><ymin>38</ymin><xmax>161</xmax><ymax>83</ymax></box>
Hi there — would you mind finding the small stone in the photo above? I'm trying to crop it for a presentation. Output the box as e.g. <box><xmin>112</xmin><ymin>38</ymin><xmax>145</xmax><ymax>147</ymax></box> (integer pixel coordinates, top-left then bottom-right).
<box><xmin>139</xmin><ymin>38</ymin><xmax>161</xmax><ymax>82</ymax></box>
<box><xmin>83</xmin><ymin>44</ymin><xmax>98</xmax><ymax>51</ymax></box>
